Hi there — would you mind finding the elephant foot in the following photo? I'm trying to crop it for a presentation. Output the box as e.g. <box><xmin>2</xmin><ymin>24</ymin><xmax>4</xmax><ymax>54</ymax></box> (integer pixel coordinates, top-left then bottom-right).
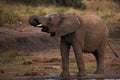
<box><xmin>60</xmin><ymin>71</ymin><xmax>70</xmax><ymax>78</ymax></box>
<box><xmin>77</xmin><ymin>72</ymin><xmax>87</xmax><ymax>77</ymax></box>
<box><xmin>94</xmin><ymin>69</ymin><xmax>104</xmax><ymax>74</ymax></box>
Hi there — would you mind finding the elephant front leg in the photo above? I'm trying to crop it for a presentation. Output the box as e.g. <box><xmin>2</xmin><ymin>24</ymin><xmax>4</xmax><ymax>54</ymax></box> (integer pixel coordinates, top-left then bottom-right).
<box><xmin>73</xmin><ymin>43</ymin><xmax>86</xmax><ymax>77</ymax></box>
<box><xmin>60</xmin><ymin>39</ymin><xmax>70</xmax><ymax>77</ymax></box>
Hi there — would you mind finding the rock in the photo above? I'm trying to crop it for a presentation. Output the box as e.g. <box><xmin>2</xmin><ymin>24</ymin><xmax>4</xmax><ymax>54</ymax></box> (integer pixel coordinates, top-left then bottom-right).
<box><xmin>52</xmin><ymin>66</ymin><xmax>61</xmax><ymax>69</ymax></box>
<box><xmin>44</xmin><ymin>66</ymin><xmax>61</xmax><ymax>69</ymax></box>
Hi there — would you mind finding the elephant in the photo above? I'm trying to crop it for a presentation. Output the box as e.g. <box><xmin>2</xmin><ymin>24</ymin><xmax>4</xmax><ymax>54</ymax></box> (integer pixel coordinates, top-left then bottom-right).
<box><xmin>29</xmin><ymin>13</ymin><xmax>109</xmax><ymax>77</ymax></box>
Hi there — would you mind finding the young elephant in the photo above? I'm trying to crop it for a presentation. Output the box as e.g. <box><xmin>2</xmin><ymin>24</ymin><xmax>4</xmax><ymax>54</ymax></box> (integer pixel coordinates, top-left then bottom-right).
<box><xmin>29</xmin><ymin>13</ymin><xmax>109</xmax><ymax>77</ymax></box>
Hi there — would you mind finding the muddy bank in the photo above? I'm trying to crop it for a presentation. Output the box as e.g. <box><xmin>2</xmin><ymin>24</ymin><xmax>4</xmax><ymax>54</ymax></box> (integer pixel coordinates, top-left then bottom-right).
<box><xmin>0</xmin><ymin>26</ymin><xmax>60</xmax><ymax>53</ymax></box>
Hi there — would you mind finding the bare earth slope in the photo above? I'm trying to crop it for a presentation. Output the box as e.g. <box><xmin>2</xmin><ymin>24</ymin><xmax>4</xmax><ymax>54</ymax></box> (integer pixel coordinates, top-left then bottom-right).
<box><xmin>0</xmin><ymin>26</ymin><xmax>60</xmax><ymax>53</ymax></box>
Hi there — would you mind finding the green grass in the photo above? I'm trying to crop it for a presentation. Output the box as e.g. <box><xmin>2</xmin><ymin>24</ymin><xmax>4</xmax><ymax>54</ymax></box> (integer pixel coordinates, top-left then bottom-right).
<box><xmin>85</xmin><ymin>64</ymin><xmax>96</xmax><ymax>73</ymax></box>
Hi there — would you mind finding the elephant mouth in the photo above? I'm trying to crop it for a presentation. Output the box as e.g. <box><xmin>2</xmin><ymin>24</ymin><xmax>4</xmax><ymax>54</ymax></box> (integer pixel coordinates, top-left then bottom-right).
<box><xmin>37</xmin><ymin>24</ymin><xmax>56</xmax><ymax>37</ymax></box>
<box><xmin>50</xmin><ymin>32</ymin><xmax>56</xmax><ymax>37</ymax></box>
<box><xmin>37</xmin><ymin>24</ymin><xmax>49</xmax><ymax>32</ymax></box>
<box><xmin>41</xmin><ymin>26</ymin><xmax>49</xmax><ymax>32</ymax></box>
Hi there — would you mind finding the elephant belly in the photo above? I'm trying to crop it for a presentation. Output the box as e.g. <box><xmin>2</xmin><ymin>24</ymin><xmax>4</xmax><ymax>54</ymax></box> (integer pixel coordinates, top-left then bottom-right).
<box><xmin>83</xmin><ymin>33</ymin><xmax>102</xmax><ymax>53</ymax></box>
<box><xmin>84</xmin><ymin>44</ymin><xmax>99</xmax><ymax>53</ymax></box>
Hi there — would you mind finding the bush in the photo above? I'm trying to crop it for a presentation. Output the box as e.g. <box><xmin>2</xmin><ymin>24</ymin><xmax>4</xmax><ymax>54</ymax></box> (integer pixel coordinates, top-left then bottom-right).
<box><xmin>50</xmin><ymin>0</ymin><xmax>86</xmax><ymax>9</ymax></box>
<box><xmin>2</xmin><ymin>0</ymin><xmax>86</xmax><ymax>9</ymax></box>
<box><xmin>68</xmin><ymin>0</ymin><xmax>86</xmax><ymax>9</ymax></box>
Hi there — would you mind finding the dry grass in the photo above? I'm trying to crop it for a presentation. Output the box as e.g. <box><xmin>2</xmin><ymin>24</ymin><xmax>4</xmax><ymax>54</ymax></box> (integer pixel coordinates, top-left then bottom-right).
<box><xmin>83</xmin><ymin>0</ymin><xmax>119</xmax><ymax>11</ymax></box>
<box><xmin>0</xmin><ymin>0</ymin><xmax>120</xmax><ymax>26</ymax></box>
<box><xmin>0</xmin><ymin>50</ymin><xmax>24</xmax><ymax>64</ymax></box>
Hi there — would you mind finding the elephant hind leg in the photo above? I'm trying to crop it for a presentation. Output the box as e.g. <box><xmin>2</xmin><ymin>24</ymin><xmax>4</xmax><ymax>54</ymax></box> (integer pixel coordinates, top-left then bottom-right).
<box><xmin>92</xmin><ymin>49</ymin><xmax>105</xmax><ymax>74</ymax></box>
<box><xmin>92</xmin><ymin>38</ymin><xmax>107</xmax><ymax>74</ymax></box>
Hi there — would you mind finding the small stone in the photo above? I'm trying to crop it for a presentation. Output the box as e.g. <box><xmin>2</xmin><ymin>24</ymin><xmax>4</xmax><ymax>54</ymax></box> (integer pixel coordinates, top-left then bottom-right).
<box><xmin>52</xmin><ymin>66</ymin><xmax>61</xmax><ymax>69</ymax></box>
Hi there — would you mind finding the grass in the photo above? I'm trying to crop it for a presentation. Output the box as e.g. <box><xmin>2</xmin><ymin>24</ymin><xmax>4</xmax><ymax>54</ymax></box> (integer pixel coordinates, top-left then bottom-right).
<box><xmin>0</xmin><ymin>3</ymin><xmax>21</xmax><ymax>25</ymax></box>
<box><xmin>85</xmin><ymin>64</ymin><xmax>96</xmax><ymax>73</ymax></box>
<box><xmin>101</xmin><ymin>12</ymin><xmax>115</xmax><ymax>20</ymax></box>
<box><xmin>0</xmin><ymin>0</ymin><xmax>120</xmax><ymax>26</ymax></box>
<box><xmin>0</xmin><ymin>50</ymin><xmax>24</xmax><ymax>64</ymax></box>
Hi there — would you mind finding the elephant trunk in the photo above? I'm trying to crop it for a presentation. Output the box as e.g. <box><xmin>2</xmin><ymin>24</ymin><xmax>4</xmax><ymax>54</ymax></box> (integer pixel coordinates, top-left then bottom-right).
<box><xmin>29</xmin><ymin>15</ymin><xmax>40</xmax><ymax>27</ymax></box>
<box><xmin>29</xmin><ymin>15</ymin><xmax>47</xmax><ymax>27</ymax></box>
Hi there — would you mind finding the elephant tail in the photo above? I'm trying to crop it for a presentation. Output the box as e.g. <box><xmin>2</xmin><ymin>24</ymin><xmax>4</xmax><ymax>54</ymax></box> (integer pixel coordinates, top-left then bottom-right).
<box><xmin>107</xmin><ymin>41</ymin><xmax>119</xmax><ymax>58</ymax></box>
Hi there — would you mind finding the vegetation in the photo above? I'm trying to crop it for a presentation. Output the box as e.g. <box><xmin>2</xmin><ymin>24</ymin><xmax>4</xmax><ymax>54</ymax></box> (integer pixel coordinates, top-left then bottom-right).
<box><xmin>0</xmin><ymin>0</ymin><xmax>119</xmax><ymax>26</ymax></box>
<box><xmin>0</xmin><ymin>50</ymin><xmax>24</xmax><ymax>64</ymax></box>
<box><xmin>0</xmin><ymin>4</ymin><xmax>20</xmax><ymax>26</ymax></box>
<box><xmin>2</xmin><ymin>0</ymin><xmax>86</xmax><ymax>8</ymax></box>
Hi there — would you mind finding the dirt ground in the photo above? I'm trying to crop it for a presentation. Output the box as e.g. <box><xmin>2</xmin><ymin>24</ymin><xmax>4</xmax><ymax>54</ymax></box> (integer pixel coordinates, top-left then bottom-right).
<box><xmin>0</xmin><ymin>22</ymin><xmax>120</xmax><ymax>79</ymax></box>
<box><xmin>0</xmin><ymin>49</ymin><xmax>120</xmax><ymax>78</ymax></box>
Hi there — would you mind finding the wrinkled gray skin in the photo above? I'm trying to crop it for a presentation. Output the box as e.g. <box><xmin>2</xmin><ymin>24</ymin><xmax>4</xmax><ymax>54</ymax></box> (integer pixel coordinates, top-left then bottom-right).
<box><xmin>29</xmin><ymin>13</ymin><xmax>109</xmax><ymax>77</ymax></box>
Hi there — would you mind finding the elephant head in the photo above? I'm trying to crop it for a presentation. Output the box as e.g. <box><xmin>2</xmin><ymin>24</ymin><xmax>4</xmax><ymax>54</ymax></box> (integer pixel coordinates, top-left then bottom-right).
<box><xmin>29</xmin><ymin>13</ymin><xmax>82</xmax><ymax>37</ymax></box>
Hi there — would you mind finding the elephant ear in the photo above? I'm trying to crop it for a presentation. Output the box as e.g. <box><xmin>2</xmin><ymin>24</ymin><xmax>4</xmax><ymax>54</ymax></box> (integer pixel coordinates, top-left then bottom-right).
<box><xmin>55</xmin><ymin>14</ymin><xmax>82</xmax><ymax>36</ymax></box>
